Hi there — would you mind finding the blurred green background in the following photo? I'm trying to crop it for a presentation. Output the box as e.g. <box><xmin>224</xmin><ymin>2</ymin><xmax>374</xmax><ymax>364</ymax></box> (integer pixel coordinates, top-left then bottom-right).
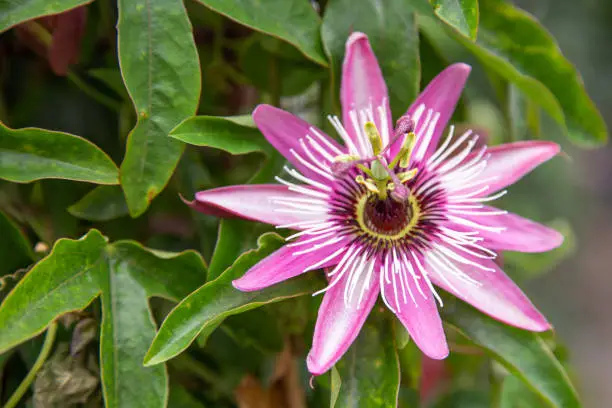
<box><xmin>512</xmin><ymin>1</ymin><xmax>612</xmax><ymax>406</ymax></box>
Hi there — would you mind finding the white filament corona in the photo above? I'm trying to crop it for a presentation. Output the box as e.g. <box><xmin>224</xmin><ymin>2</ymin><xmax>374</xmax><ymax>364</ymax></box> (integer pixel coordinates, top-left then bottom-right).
<box><xmin>267</xmin><ymin>103</ymin><xmax>507</xmax><ymax>311</ymax></box>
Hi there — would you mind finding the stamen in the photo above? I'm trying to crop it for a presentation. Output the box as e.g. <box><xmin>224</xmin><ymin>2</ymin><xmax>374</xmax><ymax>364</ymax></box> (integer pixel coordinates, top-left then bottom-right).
<box><xmin>397</xmin><ymin>169</ymin><xmax>418</xmax><ymax>183</ymax></box>
<box><xmin>355</xmin><ymin>175</ymin><xmax>380</xmax><ymax>195</ymax></box>
<box><xmin>364</xmin><ymin>121</ymin><xmax>382</xmax><ymax>155</ymax></box>
<box><xmin>389</xmin><ymin>132</ymin><xmax>416</xmax><ymax>169</ymax></box>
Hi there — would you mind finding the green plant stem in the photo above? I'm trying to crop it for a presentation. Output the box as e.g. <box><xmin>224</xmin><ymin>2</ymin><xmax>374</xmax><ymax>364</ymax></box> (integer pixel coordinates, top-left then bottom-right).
<box><xmin>171</xmin><ymin>355</ymin><xmax>233</xmax><ymax>397</ymax></box>
<box><xmin>65</xmin><ymin>71</ymin><xmax>122</xmax><ymax>111</ymax></box>
<box><xmin>26</xmin><ymin>21</ymin><xmax>121</xmax><ymax>111</ymax></box>
<box><xmin>268</xmin><ymin>54</ymin><xmax>281</xmax><ymax>107</ymax></box>
<box><xmin>489</xmin><ymin>362</ymin><xmax>503</xmax><ymax>408</ymax></box>
<box><xmin>4</xmin><ymin>322</ymin><xmax>58</xmax><ymax>408</ymax></box>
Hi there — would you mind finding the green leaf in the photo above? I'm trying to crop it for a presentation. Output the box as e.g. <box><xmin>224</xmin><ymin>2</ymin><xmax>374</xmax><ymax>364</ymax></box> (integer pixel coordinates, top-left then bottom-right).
<box><xmin>505</xmin><ymin>82</ymin><xmax>541</xmax><ymax>141</ymax></box>
<box><xmin>240</xmin><ymin>36</ymin><xmax>325</xmax><ymax>96</ymax></box>
<box><xmin>449</xmin><ymin>0</ymin><xmax>607</xmax><ymax>146</ymax></box>
<box><xmin>444</xmin><ymin>301</ymin><xmax>581</xmax><ymax>408</ymax></box>
<box><xmin>168</xmin><ymin>383</ymin><xmax>208</xmax><ymax>408</ymax></box>
<box><xmin>0</xmin><ymin>0</ymin><xmax>92</xmax><ymax>33</ymax></box>
<box><xmin>333</xmin><ymin>314</ymin><xmax>400</xmax><ymax>408</ymax></box>
<box><xmin>99</xmin><ymin>242</ymin><xmax>206</xmax><ymax>408</ymax></box>
<box><xmin>68</xmin><ymin>186</ymin><xmax>130</xmax><ymax>222</ymax></box>
<box><xmin>88</xmin><ymin>68</ymin><xmax>130</xmax><ymax>100</ymax></box>
<box><xmin>499</xmin><ymin>373</ymin><xmax>547</xmax><ymax>408</ymax></box>
<box><xmin>0</xmin><ymin>211</ymin><xmax>34</xmax><ymax>276</ymax></box>
<box><xmin>108</xmin><ymin>242</ymin><xmax>206</xmax><ymax>301</ymax></box>
<box><xmin>195</xmin><ymin>0</ymin><xmax>327</xmax><ymax>66</ymax></box>
<box><xmin>330</xmin><ymin>367</ymin><xmax>342</xmax><ymax>407</ymax></box>
<box><xmin>0</xmin><ymin>123</ymin><xmax>119</xmax><ymax>184</ymax></box>
<box><xmin>321</xmin><ymin>0</ymin><xmax>420</xmax><ymax>119</ymax></box>
<box><xmin>433</xmin><ymin>0</ymin><xmax>479</xmax><ymax>40</ymax></box>
<box><xmin>170</xmin><ymin>115</ymin><xmax>270</xmax><ymax>155</ymax></box>
<box><xmin>144</xmin><ymin>233</ymin><xmax>324</xmax><ymax>366</ymax></box>
<box><xmin>0</xmin><ymin>230</ymin><xmax>106</xmax><ymax>354</ymax></box>
<box><xmin>0</xmin><ymin>229</ymin><xmax>206</xmax><ymax>407</ymax></box>
<box><xmin>99</xmin><ymin>258</ymin><xmax>166</xmax><ymax>408</ymax></box>
<box><xmin>117</xmin><ymin>0</ymin><xmax>201</xmax><ymax>217</ymax></box>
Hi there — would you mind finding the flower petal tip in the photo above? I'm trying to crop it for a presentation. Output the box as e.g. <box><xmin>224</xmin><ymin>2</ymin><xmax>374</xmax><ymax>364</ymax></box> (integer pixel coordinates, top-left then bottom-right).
<box><xmin>449</xmin><ymin>62</ymin><xmax>472</xmax><ymax>76</ymax></box>
<box><xmin>418</xmin><ymin>338</ymin><xmax>450</xmax><ymax>360</ymax></box>
<box><xmin>510</xmin><ymin>310</ymin><xmax>552</xmax><ymax>332</ymax></box>
<box><xmin>251</xmin><ymin>103</ymin><xmax>274</xmax><ymax>118</ymax></box>
<box><xmin>231</xmin><ymin>279</ymin><xmax>243</xmax><ymax>291</ymax></box>
<box><xmin>179</xmin><ymin>193</ymin><xmax>195</xmax><ymax>207</ymax></box>
<box><xmin>525</xmin><ymin>317</ymin><xmax>553</xmax><ymax>332</ymax></box>
<box><xmin>422</xmin><ymin>348</ymin><xmax>450</xmax><ymax>360</ymax></box>
<box><xmin>524</xmin><ymin>140</ymin><xmax>561</xmax><ymax>158</ymax></box>
<box><xmin>549</xmin><ymin>229</ymin><xmax>565</xmax><ymax>249</ymax></box>
<box><xmin>346</xmin><ymin>31</ymin><xmax>369</xmax><ymax>47</ymax></box>
<box><xmin>306</xmin><ymin>353</ymin><xmax>330</xmax><ymax>376</ymax></box>
<box><xmin>251</xmin><ymin>103</ymin><xmax>275</xmax><ymax>121</ymax></box>
<box><xmin>231</xmin><ymin>278</ymin><xmax>260</xmax><ymax>292</ymax></box>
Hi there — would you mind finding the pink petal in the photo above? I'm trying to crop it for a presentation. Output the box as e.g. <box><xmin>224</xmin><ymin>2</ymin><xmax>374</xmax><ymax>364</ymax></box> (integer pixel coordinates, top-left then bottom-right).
<box><xmin>390</xmin><ymin>63</ymin><xmax>471</xmax><ymax>161</ymax></box>
<box><xmin>461</xmin><ymin>207</ymin><xmax>564</xmax><ymax>253</ymax></box>
<box><xmin>341</xmin><ymin>32</ymin><xmax>392</xmax><ymax>153</ymax></box>
<box><xmin>253</xmin><ymin>104</ymin><xmax>344</xmax><ymax>183</ymax></box>
<box><xmin>427</xmin><ymin>250</ymin><xmax>550</xmax><ymax>331</ymax></box>
<box><xmin>382</xmin><ymin>258</ymin><xmax>449</xmax><ymax>360</ymax></box>
<box><xmin>471</xmin><ymin>141</ymin><xmax>560</xmax><ymax>195</ymax></box>
<box><xmin>232</xmin><ymin>238</ymin><xmax>347</xmax><ymax>292</ymax></box>
<box><xmin>187</xmin><ymin>184</ymin><xmax>325</xmax><ymax>228</ymax></box>
<box><xmin>307</xmin><ymin>274</ymin><xmax>379</xmax><ymax>375</ymax></box>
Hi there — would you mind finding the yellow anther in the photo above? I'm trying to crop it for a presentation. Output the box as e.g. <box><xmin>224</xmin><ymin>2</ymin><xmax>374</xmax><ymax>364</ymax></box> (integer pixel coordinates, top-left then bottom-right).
<box><xmin>333</xmin><ymin>153</ymin><xmax>360</xmax><ymax>163</ymax></box>
<box><xmin>364</xmin><ymin>121</ymin><xmax>382</xmax><ymax>155</ymax></box>
<box><xmin>356</xmin><ymin>175</ymin><xmax>380</xmax><ymax>195</ymax></box>
<box><xmin>398</xmin><ymin>132</ymin><xmax>416</xmax><ymax>168</ymax></box>
<box><xmin>397</xmin><ymin>168</ymin><xmax>418</xmax><ymax>183</ymax></box>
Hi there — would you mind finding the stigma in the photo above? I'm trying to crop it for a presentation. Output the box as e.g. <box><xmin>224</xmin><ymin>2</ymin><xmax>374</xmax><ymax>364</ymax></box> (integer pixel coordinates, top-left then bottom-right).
<box><xmin>330</xmin><ymin>115</ymin><xmax>419</xmax><ymax>204</ymax></box>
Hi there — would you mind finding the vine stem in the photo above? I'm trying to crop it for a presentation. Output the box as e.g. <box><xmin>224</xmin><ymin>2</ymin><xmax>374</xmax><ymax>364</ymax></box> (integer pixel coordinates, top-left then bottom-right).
<box><xmin>5</xmin><ymin>322</ymin><xmax>58</xmax><ymax>408</ymax></box>
<box><xmin>25</xmin><ymin>21</ymin><xmax>121</xmax><ymax>111</ymax></box>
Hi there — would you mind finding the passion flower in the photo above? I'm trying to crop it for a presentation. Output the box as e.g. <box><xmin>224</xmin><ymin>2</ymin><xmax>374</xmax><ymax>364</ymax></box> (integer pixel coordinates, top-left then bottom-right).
<box><xmin>186</xmin><ymin>32</ymin><xmax>562</xmax><ymax>375</ymax></box>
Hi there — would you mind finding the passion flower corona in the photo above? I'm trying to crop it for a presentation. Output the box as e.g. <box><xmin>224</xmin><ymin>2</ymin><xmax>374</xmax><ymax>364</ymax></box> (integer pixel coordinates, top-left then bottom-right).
<box><xmin>187</xmin><ymin>32</ymin><xmax>563</xmax><ymax>375</ymax></box>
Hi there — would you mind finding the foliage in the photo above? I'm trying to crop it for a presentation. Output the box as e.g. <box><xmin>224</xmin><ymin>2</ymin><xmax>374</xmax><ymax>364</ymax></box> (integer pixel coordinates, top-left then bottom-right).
<box><xmin>0</xmin><ymin>0</ymin><xmax>601</xmax><ymax>406</ymax></box>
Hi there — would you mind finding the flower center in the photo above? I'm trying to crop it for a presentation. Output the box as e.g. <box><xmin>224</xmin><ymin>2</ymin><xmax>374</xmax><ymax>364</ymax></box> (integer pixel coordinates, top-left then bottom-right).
<box><xmin>331</xmin><ymin>118</ymin><xmax>418</xmax><ymax>204</ymax></box>
<box><xmin>356</xmin><ymin>193</ymin><xmax>420</xmax><ymax>241</ymax></box>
